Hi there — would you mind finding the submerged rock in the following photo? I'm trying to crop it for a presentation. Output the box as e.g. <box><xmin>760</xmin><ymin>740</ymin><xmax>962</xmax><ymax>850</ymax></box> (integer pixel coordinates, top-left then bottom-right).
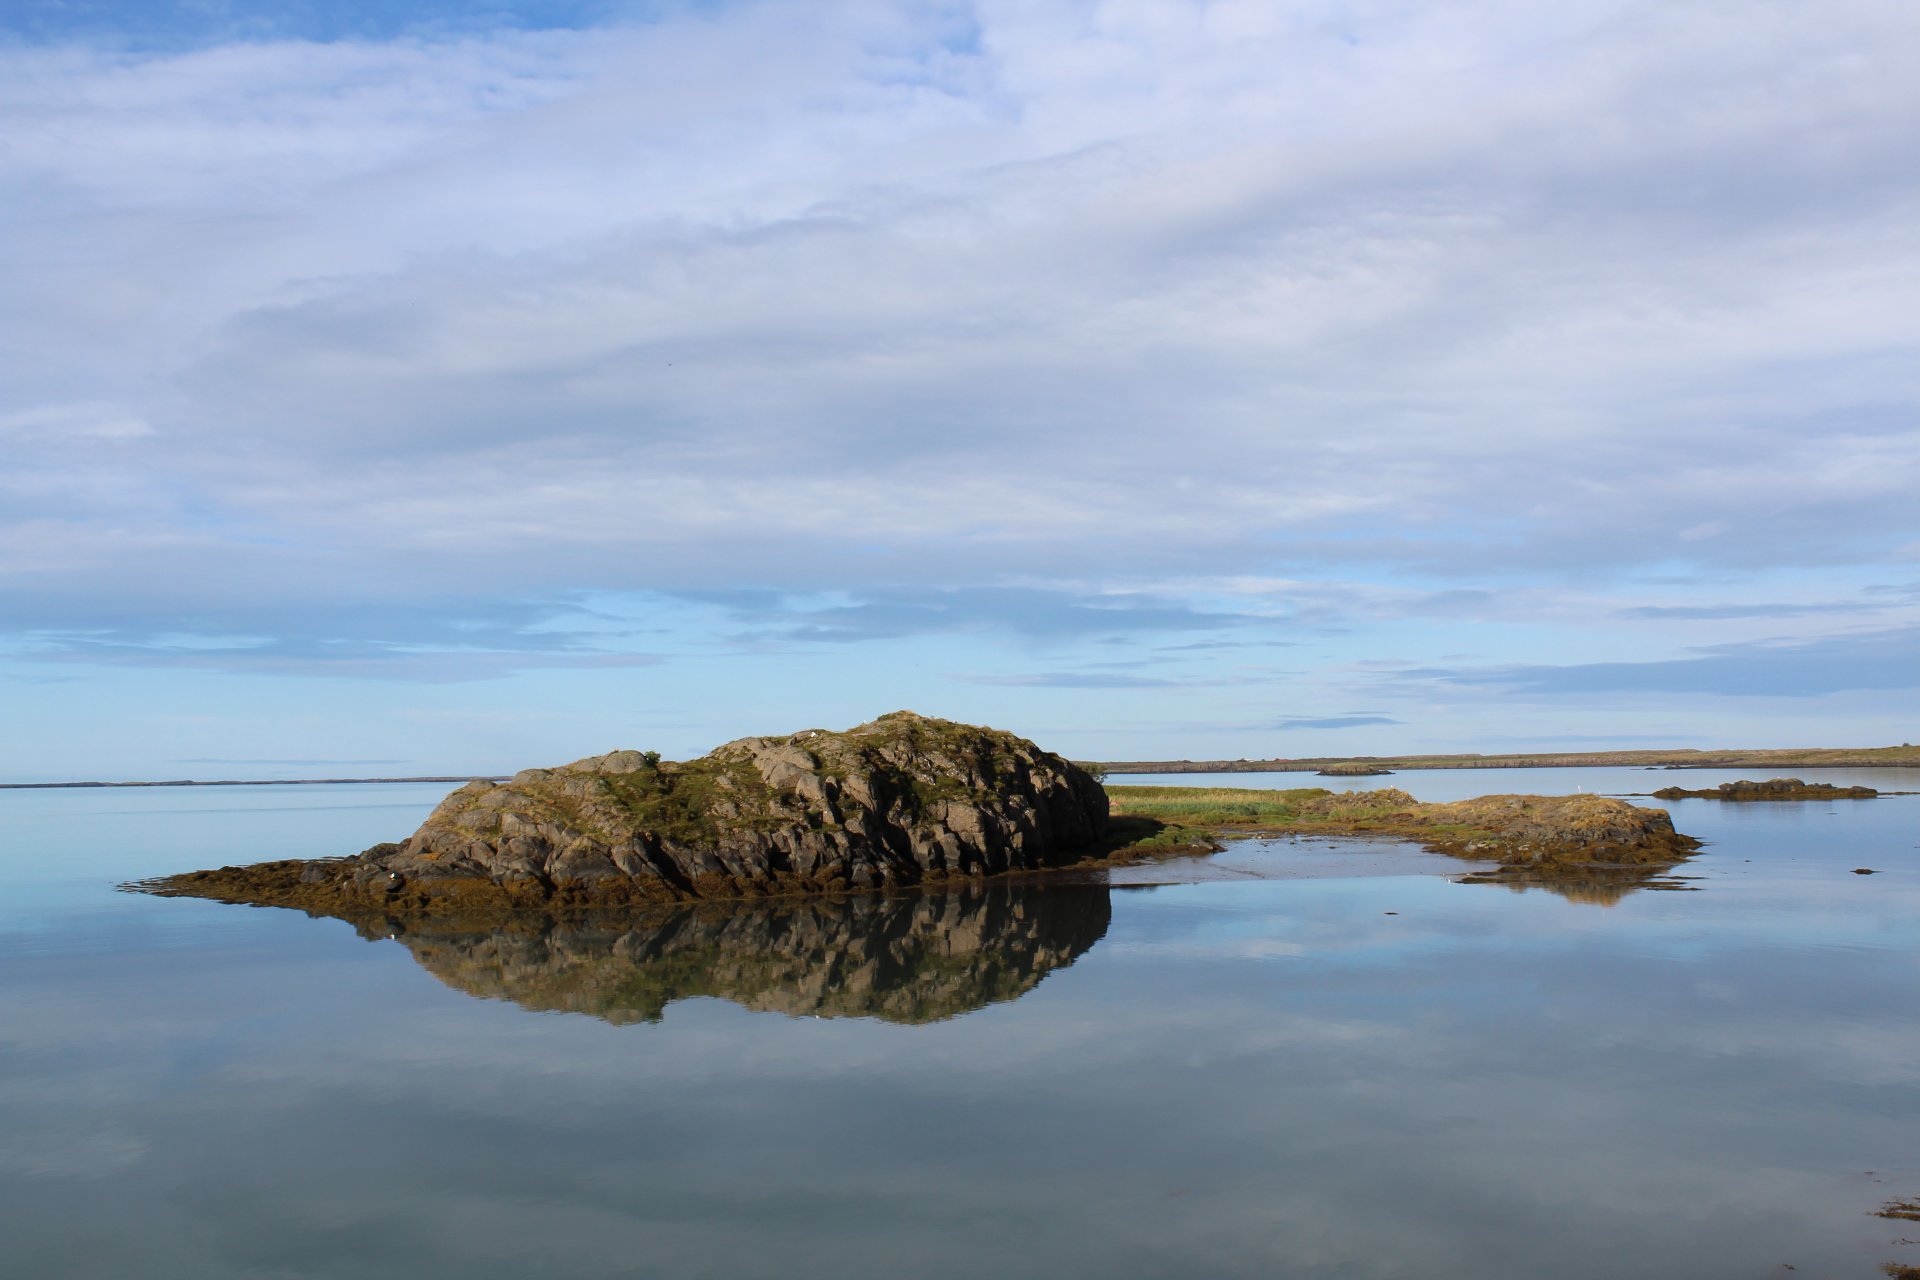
<box><xmin>136</xmin><ymin>713</ymin><xmax>1110</xmax><ymax>912</ymax></box>
<box><xmin>1652</xmin><ymin>777</ymin><xmax>1878</xmax><ymax>801</ymax></box>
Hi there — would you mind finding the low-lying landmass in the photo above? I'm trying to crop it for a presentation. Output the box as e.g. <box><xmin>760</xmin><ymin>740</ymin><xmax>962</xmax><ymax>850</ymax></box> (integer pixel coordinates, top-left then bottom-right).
<box><xmin>131</xmin><ymin>713</ymin><xmax>1702</xmax><ymax>916</ymax></box>
<box><xmin>1092</xmin><ymin>743</ymin><xmax>1920</xmax><ymax>774</ymax></box>
<box><xmin>1316</xmin><ymin>763</ymin><xmax>1394</xmax><ymax>776</ymax></box>
<box><xmin>1107</xmin><ymin>785</ymin><xmax>1698</xmax><ymax>869</ymax></box>
<box><xmin>1651</xmin><ymin>777</ymin><xmax>1879</xmax><ymax>800</ymax></box>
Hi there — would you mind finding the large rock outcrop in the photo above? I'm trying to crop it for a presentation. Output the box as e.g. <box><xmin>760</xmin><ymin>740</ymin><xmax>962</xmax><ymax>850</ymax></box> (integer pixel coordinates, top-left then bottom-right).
<box><xmin>139</xmin><ymin>713</ymin><xmax>1111</xmax><ymax>912</ymax></box>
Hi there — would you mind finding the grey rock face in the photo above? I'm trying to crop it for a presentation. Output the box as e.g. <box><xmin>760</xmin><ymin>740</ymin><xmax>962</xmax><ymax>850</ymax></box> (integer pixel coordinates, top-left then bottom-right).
<box><xmin>157</xmin><ymin>713</ymin><xmax>1111</xmax><ymax>911</ymax></box>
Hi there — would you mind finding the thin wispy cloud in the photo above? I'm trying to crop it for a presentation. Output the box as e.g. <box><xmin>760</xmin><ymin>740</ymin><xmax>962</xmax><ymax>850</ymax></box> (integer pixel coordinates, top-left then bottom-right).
<box><xmin>1418</xmin><ymin>626</ymin><xmax>1920</xmax><ymax>699</ymax></box>
<box><xmin>1274</xmin><ymin>716</ymin><xmax>1403</xmax><ymax>731</ymax></box>
<box><xmin>174</xmin><ymin>758</ymin><xmax>412</xmax><ymax>766</ymax></box>
<box><xmin>968</xmin><ymin>674</ymin><xmax>1183</xmax><ymax>690</ymax></box>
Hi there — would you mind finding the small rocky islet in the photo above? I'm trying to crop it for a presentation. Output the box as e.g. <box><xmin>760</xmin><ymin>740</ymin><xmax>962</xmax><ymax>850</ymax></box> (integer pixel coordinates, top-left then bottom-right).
<box><xmin>1652</xmin><ymin>777</ymin><xmax>1878</xmax><ymax>801</ymax></box>
<box><xmin>132</xmin><ymin>712</ymin><xmax>1701</xmax><ymax>915</ymax></box>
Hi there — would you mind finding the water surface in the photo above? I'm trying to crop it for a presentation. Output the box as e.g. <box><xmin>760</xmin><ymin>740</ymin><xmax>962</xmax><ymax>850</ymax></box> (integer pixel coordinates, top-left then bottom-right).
<box><xmin>2</xmin><ymin>772</ymin><xmax>1917</xmax><ymax>1277</ymax></box>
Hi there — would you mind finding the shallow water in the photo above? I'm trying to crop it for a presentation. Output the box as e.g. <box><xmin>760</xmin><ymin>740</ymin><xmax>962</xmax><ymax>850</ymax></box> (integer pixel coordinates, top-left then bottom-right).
<box><xmin>2</xmin><ymin>772</ymin><xmax>1918</xmax><ymax>1278</ymax></box>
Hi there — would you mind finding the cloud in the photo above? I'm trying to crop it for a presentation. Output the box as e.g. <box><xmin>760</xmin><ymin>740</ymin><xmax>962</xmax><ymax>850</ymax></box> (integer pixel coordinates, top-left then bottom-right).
<box><xmin>1423</xmin><ymin>625</ymin><xmax>1920</xmax><ymax>698</ymax></box>
<box><xmin>0</xmin><ymin>401</ymin><xmax>151</xmax><ymax>441</ymax></box>
<box><xmin>173</xmin><ymin>757</ymin><xmax>411</xmax><ymax>765</ymax></box>
<box><xmin>692</xmin><ymin>587</ymin><xmax>1261</xmax><ymax>645</ymax></box>
<box><xmin>0</xmin><ymin>0</ymin><xmax>614</xmax><ymax>47</ymax></box>
<box><xmin>967</xmin><ymin>673</ymin><xmax>1182</xmax><ymax>690</ymax></box>
<box><xmin>3</xmin><ymin>1</ymin><xmax>1916</xmax><ymax>609</ymax></box>
<box><xmin>5</xmin><ymin>597</ymin><xmax>670</xmax><ymax>680</ymax></box>
<box><xmin>15</xmin><ymin>641</ymin><xmax>665</xmax><ymax>683</ymax></box>
<box><xmin>1273</xmin><ymin>716</ymin><xmax>1403</xmax><ymax>730</ymax></box>
<box><xmin>0</xmin><ymin>1</ymin><xmax>1915</xmax><ymax>758</ymax></box>
<box><xmin>1617</xmin><ymin>602</ymin><xmax>1868</xmax><ymax>621</ymax></box>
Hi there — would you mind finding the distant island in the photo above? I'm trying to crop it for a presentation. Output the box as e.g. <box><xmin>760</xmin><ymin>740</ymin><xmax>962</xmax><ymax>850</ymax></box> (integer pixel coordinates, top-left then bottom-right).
<box><xmin>130</xmin><ymin>713</ymin><xmax>1700</xmax><ymax>915</ymax></box>
<box><xmin>1651</xmin><ymin>777</ymin><xmax>1880</xmax><ymax>801</ymax></box>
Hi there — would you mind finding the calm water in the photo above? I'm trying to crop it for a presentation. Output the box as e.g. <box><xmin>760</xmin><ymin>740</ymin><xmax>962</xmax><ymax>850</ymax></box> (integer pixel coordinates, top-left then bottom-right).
<box><xmin>2</xmin><ymin>769</ymin><xmax>1917</xmax><ymax>1278</ymax></box>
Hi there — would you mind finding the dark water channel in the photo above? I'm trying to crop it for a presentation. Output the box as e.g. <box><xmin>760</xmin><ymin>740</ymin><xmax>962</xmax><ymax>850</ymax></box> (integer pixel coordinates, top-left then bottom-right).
<box><xmin>1</xmin><ymin>769</ymin><xmax>1917</xmax><ymax>1277</ymax></box>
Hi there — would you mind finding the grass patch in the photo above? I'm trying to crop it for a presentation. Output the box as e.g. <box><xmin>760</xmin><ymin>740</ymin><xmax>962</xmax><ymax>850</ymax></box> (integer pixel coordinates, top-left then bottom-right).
<box><xmin>1107</xmin><ymin>785</ymin><xmax>1333</xmax><ymax>828</ymax></box>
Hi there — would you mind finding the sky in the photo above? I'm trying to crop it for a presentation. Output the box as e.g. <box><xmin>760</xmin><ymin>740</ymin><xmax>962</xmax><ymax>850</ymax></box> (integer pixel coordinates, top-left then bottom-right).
<box><xmin>2</xmin><ymin>0</ymin><xmax>1918</xmax><ymax>781</ymax></box>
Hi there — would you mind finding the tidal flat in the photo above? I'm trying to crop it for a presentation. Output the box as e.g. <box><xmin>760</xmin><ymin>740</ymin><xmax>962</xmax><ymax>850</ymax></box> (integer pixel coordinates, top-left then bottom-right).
<box><xmin>3</xmin><ymin>766</ymin><xmax>1918</xmax><ymax>1278</ymax></box>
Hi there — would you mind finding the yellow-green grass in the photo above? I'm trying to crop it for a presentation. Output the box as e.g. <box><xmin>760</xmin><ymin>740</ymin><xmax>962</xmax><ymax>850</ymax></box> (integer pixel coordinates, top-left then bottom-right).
<box><xmin>1107</xmin><ymin>785</ymin><xmax>1339</xmax><ymax>828</ymax></box>
<box><xmin>1101</xmin><ymin>785</ymin><xmax>1470</xmax><ymax>857</ymax></box>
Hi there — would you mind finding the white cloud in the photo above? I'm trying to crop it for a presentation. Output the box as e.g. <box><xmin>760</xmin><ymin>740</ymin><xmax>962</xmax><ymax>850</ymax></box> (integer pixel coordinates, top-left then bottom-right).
<box><xmin>0</xmin><ymin>1</ymin><xmax>1915</xmax><ymax>727</ymax></box>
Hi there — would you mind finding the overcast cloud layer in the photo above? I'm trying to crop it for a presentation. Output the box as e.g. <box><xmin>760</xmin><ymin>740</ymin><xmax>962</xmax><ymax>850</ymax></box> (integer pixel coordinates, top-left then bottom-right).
<box><xmin>3</xmin><ymin>0</ymin><xmax>1917</xmax><ymax>778</ymax></box>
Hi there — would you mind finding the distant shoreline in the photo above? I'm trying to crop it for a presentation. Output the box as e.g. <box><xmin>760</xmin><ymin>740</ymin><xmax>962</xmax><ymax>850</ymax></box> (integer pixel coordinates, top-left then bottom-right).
<box><xmin>1091</xmin><ymin>744</ymin><xmax>1920</xmax><ymax>774</ymax></box>
<box><xmin>7</xmin><ymin>741</ymin><xmax>1918</xmax><ymax>789</ymax></box>
<box><xmin>0</xmin><ymin>776</ymin><xmax>507</xmax><ymax>791</ymax></box>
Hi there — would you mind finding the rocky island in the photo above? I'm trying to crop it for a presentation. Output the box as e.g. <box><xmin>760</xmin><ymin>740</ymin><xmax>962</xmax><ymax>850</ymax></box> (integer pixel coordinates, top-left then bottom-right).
<box><xmin>137</xmin><ymin>713</ymin><xmax>1110</xmax><ymax>913</ymax></box>
<box><xmin>1652</xmin><ymin>777</ymin><xmax>1878</xmax><ymax>801</ymax></box>
<box><xmin>1316</xmin><ymin>763</ymin><xmax>1394</xmax><ymax>776</ymax></box>
<box><xmin>133</xmin><ymin>713</ymin><xmax>1701</xmax><ymax>915</ymax></box>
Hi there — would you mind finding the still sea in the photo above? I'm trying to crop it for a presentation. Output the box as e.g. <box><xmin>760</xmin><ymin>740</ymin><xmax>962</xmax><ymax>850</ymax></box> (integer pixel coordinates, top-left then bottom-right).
<box><xmin>2</xmin><ymin>767</ymin><xmax>1917</xmax><ymax>1278</ymax></box>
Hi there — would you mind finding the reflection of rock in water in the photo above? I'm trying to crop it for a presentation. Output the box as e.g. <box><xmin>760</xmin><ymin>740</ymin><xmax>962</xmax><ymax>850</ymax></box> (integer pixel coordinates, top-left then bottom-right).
<box><xmin>1455</xmin><ymin>864</ymin><xmax>1700</xmax><ymax>906</ymax></box>
<box><xmin>359</xmin><ymin>883</ymin><xmax>1110</xmax><ymax>1025</ymax></box>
